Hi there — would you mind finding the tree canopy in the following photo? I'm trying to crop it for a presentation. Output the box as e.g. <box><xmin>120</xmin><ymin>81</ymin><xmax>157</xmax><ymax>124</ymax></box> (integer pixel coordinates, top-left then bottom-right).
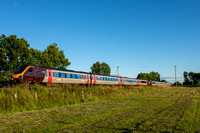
<box><xmin>137</xmin><ymin>71</ymin><xmax>161</xmax><ymax>81</ymax></box>
<box><xmin>0</xmin><ymin>34</ymin><xmax>71</xmax><ymax>82</ymax></box>
<box><xmin>91</xmin><ymin>61</ymin><xmax>111</xmax><ymax>75</ymax></box>
<box><xmin>183</xmin><ymin>71</ymin><xmax>200</xmax><ymax>85</ymax></box>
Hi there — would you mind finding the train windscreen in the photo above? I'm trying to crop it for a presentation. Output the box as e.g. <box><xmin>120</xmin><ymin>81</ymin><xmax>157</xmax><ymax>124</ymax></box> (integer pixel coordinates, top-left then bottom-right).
<box><xmin>14</xmin><ymin>65</ymin><xmax>28</xmax><ymax>74</ymax></box>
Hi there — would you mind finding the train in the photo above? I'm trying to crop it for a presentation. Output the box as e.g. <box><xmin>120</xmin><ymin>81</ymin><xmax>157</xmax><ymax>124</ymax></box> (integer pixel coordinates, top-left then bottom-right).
<box><xmin>11</xmin><ymin>65</ymin><xmax>171</xmax><ymax>87</ymax></box>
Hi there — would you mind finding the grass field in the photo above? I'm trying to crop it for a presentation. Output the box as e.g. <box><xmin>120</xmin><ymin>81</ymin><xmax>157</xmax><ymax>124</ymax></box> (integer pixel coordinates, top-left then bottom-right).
<box><xmin>0</xmin><ymin>87</ymin><xmax>200</xmax><ymax>132</ymax></box>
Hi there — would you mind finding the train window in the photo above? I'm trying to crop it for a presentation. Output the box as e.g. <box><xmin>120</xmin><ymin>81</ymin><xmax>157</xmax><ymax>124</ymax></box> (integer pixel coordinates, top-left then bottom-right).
<box><xmin>72</xmin><ymin>74</ymin><xmax>76</xmax><ymax>79</ymax></box>
<box><xmin>77</xmin><ymin>75</ymin><xmax>81</xmax><ymax>79</ymax></box>
<box><xmin>61</xmin><ymin>73</ymin><xmax>66</xmax><ymax>78</ymax></box>
<box><xmin>14</xmin><ymin>65</ymin><xmax>28</xmax><ymax>74</ymax></box>
<box><xmin>153</xmin><ymin>82</ymin><xmax>157</xmax><ymax>84</ymax></box>
<box><xmin>140</xmin><ymin>81</ymin><xmax>146</xmax><ymax>83</ymax></box>
<box><xmin>53</xmin><ymin>72</ymin><xmax>59</xmax><ymax>77</ymax></box>
<box><xmin>66</xmin><ymin>74</ymin><xmax>71</xmax><ymax>78</ymax></box>
<box><xmin>80</xmin><ymin>75</ymin><xmax>86</xmax><ymax>79</ymax></box>
<box><xmin>49</xmin><ymin>72</ymin><xmax>51</xmax><ymax>76</ymax></box>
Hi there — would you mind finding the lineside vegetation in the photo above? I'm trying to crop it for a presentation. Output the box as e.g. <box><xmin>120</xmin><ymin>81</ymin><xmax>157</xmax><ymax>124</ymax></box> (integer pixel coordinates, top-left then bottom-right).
<box><xmin>0</xmin><ymin>85</ymin><xmax>169</xmax><ymax>114</ymax></box>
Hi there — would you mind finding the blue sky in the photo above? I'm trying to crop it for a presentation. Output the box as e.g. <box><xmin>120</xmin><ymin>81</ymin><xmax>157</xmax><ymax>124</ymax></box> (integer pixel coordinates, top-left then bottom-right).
<box><xmin>1</xmin><ymin>0</ymin><xmax>200</xmax><ymax>83</ymax></box>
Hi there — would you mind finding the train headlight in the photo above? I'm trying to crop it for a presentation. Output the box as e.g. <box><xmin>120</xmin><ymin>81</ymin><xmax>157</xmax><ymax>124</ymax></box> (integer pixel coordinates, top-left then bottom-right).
<box><xmin>19</xmin><ymin>76</ymin><xmax>22</xmax><ymax>80</ymax></box>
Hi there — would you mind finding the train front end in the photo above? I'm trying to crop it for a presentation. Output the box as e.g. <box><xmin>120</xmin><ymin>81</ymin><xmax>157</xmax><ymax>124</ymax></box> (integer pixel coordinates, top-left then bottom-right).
<box><xmin>11</xmin><ymin>65</ymin><xmax>32</xmax><ymax>84</ymax></box>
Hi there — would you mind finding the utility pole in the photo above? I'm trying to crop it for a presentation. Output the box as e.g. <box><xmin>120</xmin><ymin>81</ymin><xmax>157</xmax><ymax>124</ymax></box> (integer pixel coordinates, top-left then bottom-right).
<box><xmin>117</xmin><ymin>66</ymin><xmax>119</xmax><ymax>77</ymax></box>
<box><xmin>174</xmin><ymin>65</ymin><xmax>177</xmax><ymax>87</ymax></box>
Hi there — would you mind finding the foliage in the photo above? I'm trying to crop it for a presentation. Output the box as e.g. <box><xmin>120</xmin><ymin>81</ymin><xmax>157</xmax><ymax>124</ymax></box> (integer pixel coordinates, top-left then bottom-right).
<box><xmin>0</xmin><ymin>34</ymin><xmax>33</xmax><ymax>81</ymax></box>
<box><xmin>173</xmin><ymin>81</ymin><xmax>182</xmax><ymax>86</ymax></box>
<box><xmin>0</xmin><ymin>85</ymin><xmax>166</xmax><ymax>114</ymax></box>
<box><xmin>161</xmin><ymin>79</ymin><xmax>167</xmax><ymax>82</ymax></box>
<box><xmin>0</xmin><ymin>34</ymin><xmax>71</xmax><ymax>82</ymax></box>
<box><xmin>183</xmin><ymin>71</ymin><xmax>200</xmax><ymax>85</ymax></box>
<box><xmin>137</xmin><ymin>71</ymin><xmax>160</xmax><ymax>81</ymax></box>
<box><xmin>91</xmin><ymin>61</ymin><xmax>111</xmax><ymax>75</ymax></box>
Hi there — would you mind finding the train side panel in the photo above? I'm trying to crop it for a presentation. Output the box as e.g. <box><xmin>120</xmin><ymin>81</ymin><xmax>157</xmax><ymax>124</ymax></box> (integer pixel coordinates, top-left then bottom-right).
<box><xmin>92</xmin><ymin>74</ymin><xmax>119</xmax><ymax>85</ymax></box>
<box><xmin>123</xmin><ymin>78</ymin><xmax>138</xmax><ymax>86</ymax></box>
<box><xmin>43</xmin><ymin>70</ymin><xmax>90</xmax><ymax>85</ymax></box>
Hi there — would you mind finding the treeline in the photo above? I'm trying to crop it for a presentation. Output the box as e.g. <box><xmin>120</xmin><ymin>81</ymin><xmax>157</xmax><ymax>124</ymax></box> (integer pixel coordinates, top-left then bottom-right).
<box><xmin>0</xmin><ymin>34</ymin><xmax>71</xmax><ymax>82</ymax></box>
<box><xmin>183</xmin><ymin>71</ymin><xmax>200</xmax><ymax>86</ymax></box>
<box><xmin>137</xmin><ymin>71</ymin><xmax>167</xmax><ymax>82</ymax></box>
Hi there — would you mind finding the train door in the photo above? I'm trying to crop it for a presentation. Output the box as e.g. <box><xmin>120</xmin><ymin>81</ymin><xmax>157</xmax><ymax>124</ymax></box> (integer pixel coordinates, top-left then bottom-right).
<box><xmin>118</xmin><ymin>77</ymin><xmax>120</xmax><ymax>85</ymax></box>
<box><xmin>93</xmin><ymin>75</ymin><xmax>96</xmax><ymax>84</ymax></box>
<box><xmin>48</xmin><ymin>70</ymin><xmax>52</xmax><ymax>82</ymax></box>
<box><xmin>87</xmin><ymin>74</ymin><xmax>90</xmax><ymax>84</ymax></box>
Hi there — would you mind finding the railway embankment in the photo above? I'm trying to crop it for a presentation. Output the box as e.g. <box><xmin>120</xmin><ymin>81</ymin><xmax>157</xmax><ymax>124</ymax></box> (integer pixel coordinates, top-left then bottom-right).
<box><xmin>0</xmin><ymin>85</ymin><xmax>169</xmax><ymax>114</ymax></box>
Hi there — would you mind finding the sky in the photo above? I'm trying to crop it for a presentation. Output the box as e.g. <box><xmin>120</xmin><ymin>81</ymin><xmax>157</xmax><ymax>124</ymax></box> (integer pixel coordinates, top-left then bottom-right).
<box><xmin>1</xmin><ymin>0</ymin><xmax>200</xmax><ymax>83</ymax></box>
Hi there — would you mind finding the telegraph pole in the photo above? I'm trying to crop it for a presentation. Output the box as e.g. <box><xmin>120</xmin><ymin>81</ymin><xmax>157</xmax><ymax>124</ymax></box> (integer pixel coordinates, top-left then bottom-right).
<box><xmin>117</xmin><ymin>66</ymin><xmax>119</xmax><ymax>77</ymax></box>
<box><xmin>174</xmin><ymin>65</ymin><xmax>177</xmax><ymax>87</ymax></box>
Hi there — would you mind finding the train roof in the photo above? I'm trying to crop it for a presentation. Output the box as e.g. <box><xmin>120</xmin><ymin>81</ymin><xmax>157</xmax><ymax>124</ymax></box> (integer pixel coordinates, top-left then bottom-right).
<box><xmin>24</xmin><ymin>65</ymin><xmax>90</xmax><ymax>74</ymax></box>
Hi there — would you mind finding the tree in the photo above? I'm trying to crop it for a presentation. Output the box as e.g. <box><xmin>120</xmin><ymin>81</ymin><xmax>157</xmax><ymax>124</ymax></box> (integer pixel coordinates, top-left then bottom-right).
<box><xmin>101</xmin><ymin>62</ymin><xmax>111</xmax><ymax>75</ymax></box>
<box><xmin>0</xmin><ymin>34</ymin><xmax>33</xmax><ymax>81</ymax></box>
<box><xmin>188</xmin><ymin>72</ymin><xmax>200</xmax><ymax>85</ymax></box>
<box><xmin>0</xmin><ymin>34</ymin><xmax>71</xmax><ymax>82</ymax></box>
<box><xmin>173</xmin><ymin>81</ymin><xmax>182</xmax><ymax>86</ymax></box>
<box><xmin>91</xmin><ymin>61</ymin><xmax>111</xmax><ymax>75</ymax></box>
<box><xmin>43</xmin><ymin>43</ymin><xmax>71</xmax><ymax>70</ymax></box>
<box><xmin>183</xmin><ymin>71</ymin><xmax>191</xmax><ymax>85</ymax></box>
<box><xmin>137</xmin><ymin>71</ymin><xmax>160</xmax><ymax>81</ymax></box>
<box><xmin>161</xmin><ymin>79</ymin><xmax>167</xmax><ymax>82</ymax></box>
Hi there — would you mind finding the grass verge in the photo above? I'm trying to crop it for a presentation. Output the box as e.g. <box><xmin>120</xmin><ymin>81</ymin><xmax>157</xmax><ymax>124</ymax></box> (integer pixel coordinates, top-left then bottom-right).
<box><xmin>0</xmin><ymin>84</ymin><xmax>170</xmax><ymax>114</ymax></box>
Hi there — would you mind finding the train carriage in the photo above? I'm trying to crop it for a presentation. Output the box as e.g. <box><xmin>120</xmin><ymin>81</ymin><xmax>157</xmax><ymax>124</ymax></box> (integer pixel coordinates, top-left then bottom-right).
<box><xmin>92</xmin><ymin>74</ymin><xmax>120</xmax><ymax>85</ymax></box>
<box><xmin>137</xmin><ymin>79</ymin><xmax>148</xmax><ymax>86</ymax></box>
<box><xmin>122</xmin><ymin>77</ymin><xmax>138</xmax><ymax>86</ymax></box>
<box><xmin>45</xmin><ymin>69</ymin><xmax>90</xmax><ymax>85</ymax></box>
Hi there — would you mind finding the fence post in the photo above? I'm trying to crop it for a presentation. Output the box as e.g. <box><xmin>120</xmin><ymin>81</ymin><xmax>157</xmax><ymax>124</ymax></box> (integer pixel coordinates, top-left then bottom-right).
<box><xmin>35</xmin><ymin>91</ymin><xmax>37</xmax><ymax>99</ymax></box>
<box><xmin>73</xmin><ymin>91</ymin><xmax>75</xmax><ymax>97</ymax></box>
<box><xmin>14</xmin><ymin>93</ymin><xmax>17</xmax><ymax>101</ymax></box>
<box><xmin>82</xmin><ymin>90</ymin><xmax>84</xmax><ymax>99</ymax></box>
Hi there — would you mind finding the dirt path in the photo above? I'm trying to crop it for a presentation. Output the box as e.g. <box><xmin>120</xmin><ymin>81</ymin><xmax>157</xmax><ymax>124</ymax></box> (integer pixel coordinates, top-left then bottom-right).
<box><xmin>0</xmin><ymin>87</ymin><xmax>200</xmax><ymax>132</ymax></box>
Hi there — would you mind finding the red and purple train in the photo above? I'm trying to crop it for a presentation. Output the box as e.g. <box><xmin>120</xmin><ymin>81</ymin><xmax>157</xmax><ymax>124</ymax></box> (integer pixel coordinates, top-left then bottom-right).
<box><xmin>12</xmin><ymin>65</ymin><xmax>171</xmax><ymax>86</ymax></box>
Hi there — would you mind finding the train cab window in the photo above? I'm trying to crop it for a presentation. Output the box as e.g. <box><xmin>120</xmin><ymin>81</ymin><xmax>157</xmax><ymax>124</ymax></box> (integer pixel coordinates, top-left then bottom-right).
<box><xmin>29</xmin><ymin>68</ymin><xmax>33</xmax><ymax>72</ymax></box>
<box><xmin>14</xmin><ymin>65</ymin><xmax>28</xmax><ymax>74</ymax></box>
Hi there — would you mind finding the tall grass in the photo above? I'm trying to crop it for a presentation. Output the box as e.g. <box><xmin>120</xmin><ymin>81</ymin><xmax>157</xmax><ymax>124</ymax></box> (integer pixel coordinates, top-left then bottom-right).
<box><xmin>0</xmin><ymin>84</ymin><xmax>170</xmax><ymax>114</ymax></box>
